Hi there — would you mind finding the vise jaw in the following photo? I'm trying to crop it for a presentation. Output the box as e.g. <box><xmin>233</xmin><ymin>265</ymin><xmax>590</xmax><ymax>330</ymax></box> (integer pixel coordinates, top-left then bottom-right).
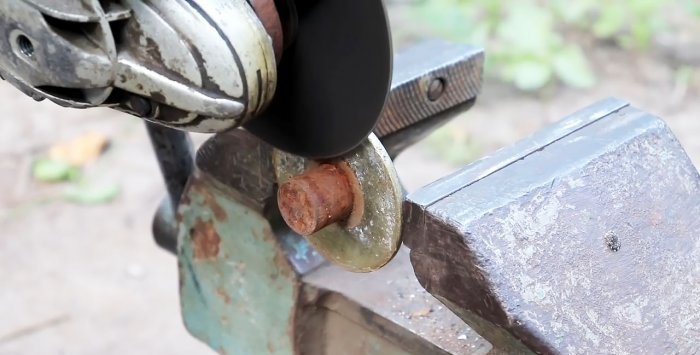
<box><xmin>404</xmin><ymin>98</ymin><xmax>700</xmax><ymax>354</ymax></box>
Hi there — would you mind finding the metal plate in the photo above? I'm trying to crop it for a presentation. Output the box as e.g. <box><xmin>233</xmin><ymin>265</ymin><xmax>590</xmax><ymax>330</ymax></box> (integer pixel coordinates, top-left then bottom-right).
<box><xmin>178</xmin><ymin>172</ymin><xmax>299</xmax><ymax>355</ymax></box>
<box><xmin>274</xmin><ymin>134</ymin><xmax>402</xmax><ymax>272</ymax></box>
<box><xmin>246</xmin><ymin>0</ymin><xmax>392</xmax><ymax>159</ymax></box>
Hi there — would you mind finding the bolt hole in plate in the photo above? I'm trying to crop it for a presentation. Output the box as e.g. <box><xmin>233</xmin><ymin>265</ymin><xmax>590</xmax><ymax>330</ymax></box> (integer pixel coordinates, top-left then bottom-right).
<box><xmin>273</xmin><ymin>134</ymin><xmax>403</xmax><ymax>272</ymax></box>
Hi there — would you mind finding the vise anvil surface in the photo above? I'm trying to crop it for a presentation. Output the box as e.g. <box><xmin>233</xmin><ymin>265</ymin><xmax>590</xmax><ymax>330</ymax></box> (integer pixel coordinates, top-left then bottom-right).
<box><xmin>404</xmin><ymin>98</ymin><xmax>700</xmax><ymax>354</ymax></box>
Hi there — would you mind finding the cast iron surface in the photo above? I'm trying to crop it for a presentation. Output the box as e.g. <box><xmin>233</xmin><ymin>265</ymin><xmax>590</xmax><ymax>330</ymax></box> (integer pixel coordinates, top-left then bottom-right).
<box><xmin>404</xmin><ymin>98</ymin><xmax>700</xmax><ymax>354</ymax></box>
<box><xmin>245</xmin><ymin>0</ymin><xmax>392</xmax><ymax>158</ymax></box>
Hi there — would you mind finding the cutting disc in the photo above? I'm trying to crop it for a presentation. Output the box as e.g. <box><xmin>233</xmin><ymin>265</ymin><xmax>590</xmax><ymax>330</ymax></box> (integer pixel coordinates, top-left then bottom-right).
<box><xmin>245</xmin><ymin>0</ymin><xmax>392</xmax><ymax>159</ymax></box>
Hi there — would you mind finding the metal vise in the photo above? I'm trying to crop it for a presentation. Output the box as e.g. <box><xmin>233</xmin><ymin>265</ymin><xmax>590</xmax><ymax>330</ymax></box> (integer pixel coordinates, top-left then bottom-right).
<box><xmin>152</xmin><ymin>40</ymin><xmax>491</xmax><ymax>354</ymax></box>
<box><xmin>151</xmin><ymin>45</ymin><xmax>699</xmax><ymax>353</ymax></box>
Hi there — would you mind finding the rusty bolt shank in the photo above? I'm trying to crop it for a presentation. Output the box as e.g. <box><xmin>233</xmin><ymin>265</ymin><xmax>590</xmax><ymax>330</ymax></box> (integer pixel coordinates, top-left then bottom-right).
<box><xmin>278</xmin><ymin>164</ymin><xmax>354</xmax><ymax>235</ymax></box>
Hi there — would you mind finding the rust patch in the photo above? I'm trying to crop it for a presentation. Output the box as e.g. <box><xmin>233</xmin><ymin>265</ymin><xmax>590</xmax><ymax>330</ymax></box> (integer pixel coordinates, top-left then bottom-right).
<box><xmin>216</xmin><ymin>287</ymin><xmax>231</xmax><ymax>304</ymax></box>
<box><xmin>199</xmin><ymin>187</ymin><xmax>228</xmax><ymax>221</ymax></box>
<box><xmin>186</xmin><ymin>176</ymin><xmax>228</xmax><ymax>221</ymax></box>
<box><xmin>191</xmin><ymin>219</ymin><xmax>221</xmax><ymax>260</ymax></box>
<box><xmin>277</xmin><ymin>163</ymin><xmax>354</xmax><ymax>235</ymax></box>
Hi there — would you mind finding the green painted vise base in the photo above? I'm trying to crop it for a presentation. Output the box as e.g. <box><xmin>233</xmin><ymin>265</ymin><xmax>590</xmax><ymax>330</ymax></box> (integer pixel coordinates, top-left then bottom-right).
<box><xmin>175</xmin><ymin>130</ymin><xmax>500</xmax><ymax>355</ymax></box>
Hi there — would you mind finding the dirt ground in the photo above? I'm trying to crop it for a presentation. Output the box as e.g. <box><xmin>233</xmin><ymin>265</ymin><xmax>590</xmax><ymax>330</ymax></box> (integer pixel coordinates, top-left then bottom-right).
<box><xmin>2</xmin><ymin>8</ymin><xmax>700</xmax><ymax>355</ymax></box>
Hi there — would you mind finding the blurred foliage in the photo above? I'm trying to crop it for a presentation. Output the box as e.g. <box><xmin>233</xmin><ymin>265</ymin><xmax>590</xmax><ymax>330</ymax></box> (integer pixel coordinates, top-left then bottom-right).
<box><xmin>32</xmin><ymin>158</ymin><xmax>80</xmax><ymax>183</ymax></box>
<box><xmin>406</xmin><ymin>0</ymin><xmax>672</xmax><ymax>91</ymax></box>
<box><xmin>685</xmin><ymin>0</ymin><xmax>700</xmax><ymax>18</ymax></box>
<box><xmin>32</xmin><ymin>135</ymin><xmax>120</xmax><ymax>205</ymax></box>
<box><xmin>63</xmin><ymin>182</ymin><xmax>120</xmax><ymax>205</ymax></box>
<box><xmin>424</xmin><ymin>123</ymin><xmax>482</xmax><ymax>165</ymax></box>
<box><xmin>32</xmin><ymin>155</ymin><xmax>121</xmax><ymax>205</ymax></box>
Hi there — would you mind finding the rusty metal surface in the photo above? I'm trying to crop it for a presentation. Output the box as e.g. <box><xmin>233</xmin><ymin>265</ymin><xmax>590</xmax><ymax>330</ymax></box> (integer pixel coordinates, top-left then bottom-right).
<box><xmin>404</xmin><ymin>99</ymin><xmax>700</xmax><ymax>353</ymax></box>
<box><xmin>184</xmin><ymin>132</ymin><xmax>486</xmax><ymax>355</ymax></box>
<box><xmin>274</xmin><ymin>134</ymin><xmax>403</xmax><ymax>272</ymax></box>
<box><xmin>195</xmin><ymin>129</ymin><xmax>326</xmax><ymax>273</ymax></box>
<box><xmin>196</xmin><ymin>130</ymin><xmax>277</xmax><ymax>211</ymax></box>
<box><xmin>178</xmin><ymin>171</ymin><xmax>300</xmax><ymax>355</ymax></box>
<box><xmin>278</xmin><ymin>163</ymin><xmax>355</xmax><ymax>235</ymax></box>
<box><xmin>176</xmin><ymin>129</ymin><xmax>495</xmax><ymax>354</ymax></box>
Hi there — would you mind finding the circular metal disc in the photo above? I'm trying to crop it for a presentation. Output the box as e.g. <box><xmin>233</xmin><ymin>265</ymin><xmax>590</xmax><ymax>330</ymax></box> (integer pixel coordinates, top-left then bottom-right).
<box><xmin>273</xmin><ymin>134</ymin><xmax>402</xmax><ymax>272</ymax></box>
<box><xmin>246</xmin><ymin>0</ymin><xmax>392</xmax><ymax>159</ymax></box>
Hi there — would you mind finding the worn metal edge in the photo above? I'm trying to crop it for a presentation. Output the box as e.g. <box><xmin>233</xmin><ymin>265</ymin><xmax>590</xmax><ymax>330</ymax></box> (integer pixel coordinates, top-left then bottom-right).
<box><xmin>406</xmin><ymin>97</ymin><xmax>630</xmax><ymax>208</ymax></box>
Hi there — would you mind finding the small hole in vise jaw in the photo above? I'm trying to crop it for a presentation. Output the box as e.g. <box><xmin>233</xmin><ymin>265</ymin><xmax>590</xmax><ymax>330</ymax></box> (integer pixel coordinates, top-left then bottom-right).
<box><xmin>604</xmin><ymin>232</ymin><xmax>621</xmax><ymax>252</ymax></box>
<box><xmin>427</xmin><ymin>77</ymin><xmax>446</xmax><ymax>102</ymax></box>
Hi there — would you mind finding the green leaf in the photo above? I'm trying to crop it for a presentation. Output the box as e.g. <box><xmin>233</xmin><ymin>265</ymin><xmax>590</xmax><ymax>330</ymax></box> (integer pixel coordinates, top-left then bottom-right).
<box><xmin>506</xmin><ymin>61</ymin><xmax>554</xmax><ymax>91</ymax></box>
<box><xmin>592</xmin><ymin>4</ymin><xmax>626</xmax><ymax>39</ymax></box>
<box><xmin>552</xmin><ymin>45</ymin><xmax>596</xmax><ymax>88</ymax></box>
<box><xmin>63</xmin><ymin>183</ymin><xmax>120</xmax><ymax>205</ymax></box>
<box><xmin>32</xmin><ymin>158</ymin><xmax>80</xmax><ymax>183</ymax></box>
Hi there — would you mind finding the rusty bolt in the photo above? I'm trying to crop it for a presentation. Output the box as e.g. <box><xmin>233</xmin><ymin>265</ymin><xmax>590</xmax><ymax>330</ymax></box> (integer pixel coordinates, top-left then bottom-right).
<box><xmin>278</xmin><ymin>163</ymin><xmax>354</xmax><ymax>236</ymax></box>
